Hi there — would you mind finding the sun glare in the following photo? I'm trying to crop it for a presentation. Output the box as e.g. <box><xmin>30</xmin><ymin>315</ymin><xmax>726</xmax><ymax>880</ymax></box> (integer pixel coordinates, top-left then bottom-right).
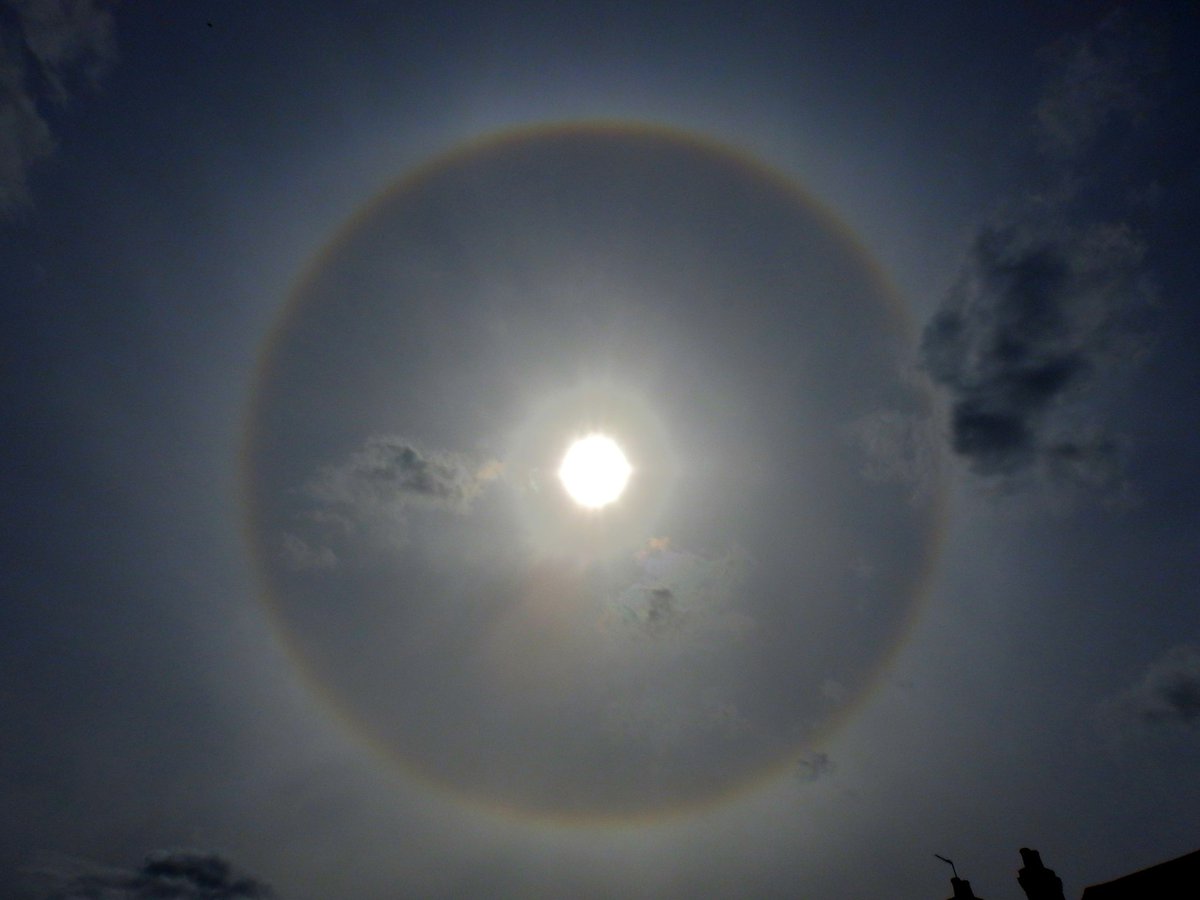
<box><xmin>558</xmin><ymin>433</ymin><xmax>632</xmax><ymax>509</ymax></box>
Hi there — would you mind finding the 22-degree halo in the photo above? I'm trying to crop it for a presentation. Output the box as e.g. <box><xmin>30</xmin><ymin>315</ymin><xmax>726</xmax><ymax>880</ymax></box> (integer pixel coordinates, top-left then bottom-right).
<box><xmin>244</xmin><ymin>121</ymin><xmax>946</xmax><ymax>824</ymax></box>
<box><xmin>558</xmin><ymin>434</ymin><xmax>632</xmax><ymax>509</ymax></box>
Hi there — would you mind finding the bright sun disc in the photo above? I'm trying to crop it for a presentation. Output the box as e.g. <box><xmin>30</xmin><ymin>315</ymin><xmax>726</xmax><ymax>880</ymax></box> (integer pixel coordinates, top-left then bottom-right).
<box><xmin>558</xmin><ymin>433</ymin><xmax>632</xmax><ymax>509</ymax></box>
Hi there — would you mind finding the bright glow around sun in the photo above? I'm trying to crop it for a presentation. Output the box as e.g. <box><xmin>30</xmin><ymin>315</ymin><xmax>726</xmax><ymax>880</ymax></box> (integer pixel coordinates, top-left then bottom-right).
<box><xmin>558</xmin><ymin>433</ymin><xmax>632</xmax><ymax>509</ymax></box>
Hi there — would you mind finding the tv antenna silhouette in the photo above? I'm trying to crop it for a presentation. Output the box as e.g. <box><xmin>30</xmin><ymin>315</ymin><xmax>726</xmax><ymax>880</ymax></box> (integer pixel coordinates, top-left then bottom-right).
<box><xmin>935</xmin><ymin>854</ymin><xmax>959</xmax><ymax>879</ymax></box>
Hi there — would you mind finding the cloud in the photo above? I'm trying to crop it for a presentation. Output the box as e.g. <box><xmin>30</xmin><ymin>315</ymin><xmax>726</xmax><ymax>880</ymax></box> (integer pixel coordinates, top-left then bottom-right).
<box><xmin>919</xmin><ymin>12</ymin><xmax>1157</xmax><ymax>488</ymax></box>
<box><xmin>283</xmin><ymin>437</ymin><xmax>502</xmax><ymax>563</ymax></box>
<box><xmin>613</xmin><ymin>539</ymin><xmax>757</xmax><ymax>642</ymax></box>
<box><xmin>847</xmin><ymin>409</ymin><xmax>942</xmax><ymax>502</ymax></box>
<box><xmin>921</xmin><ymin>217</ymin><xmax>1151</xmax><ymax>479</ymax></box>
<box><xmin>1109</xmin><ymin>644</ymin><xmax>1200</xmax><ymax>726</ymax></box>
<box><xmin>307</xmin><ymin>436</ymin><xmax>499</xmax><ymax>514</ymax></box>
<box><xmin>29</xmin><ymin>851</ymin><xmax>275</xmax><ymax>899</ymax></box>
<box><xmin>643</xmin><ymin>587</ymin><xmax>679</xmax><ymax>636</ymax></box>
<box><xmin>1</xmin><ymin>0</ymin><xmax>117</xmax><ymax>215</ymax></box>
<box><xmin>795</xmin><ymin>749</ymin><xmax>834</xmax><ymax>783</ymax></box>
<box><xmin>278</xmin><ymin>532</ymin><xmax>337</xmax><ymax>572</ymax></box>
<box><xmin>1035</xmin><ymin>10</ymin><xmax>1153</xmax><ymax>158</ymax></box>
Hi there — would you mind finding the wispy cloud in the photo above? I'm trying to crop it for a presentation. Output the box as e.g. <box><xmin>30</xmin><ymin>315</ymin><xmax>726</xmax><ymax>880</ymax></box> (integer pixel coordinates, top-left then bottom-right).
<box><xmin>795</xmin><ymin>749</ymin><xmax>834</xmax><ymax>783</ymax></box>
<box><xmin>27</xmin><ymin>851</ymin><xmax>275</xmax><ymax>899</ymax></box>
<box><xmin>279</xmin><ymin>437</ymin><xmax>502</xmax><ymax>567</ymax></box>
<box><xmin>847</xmin><ymin>408</ymin><xmax>943</xmax><ymax>503</ymax></box>
<box><xmin>278</xmin><ymin>532</ymin><xmax>338</xmax><ymax>572</ymax></box>
<box><xmin>1108</xmin><ymin>644</ymin><xmax>1200</xmax><ymax>727</ymax></box>
<box><xmin>1</xmin><ymin>0</ymin><xmax>117</xmax><ymax>215</ymax></box>
<box><xmin>307</xmin><ymin>436</ymin><xmax>500</xmax><ymax>514</ymax></box>
<box><xmin>613</xmin><ymin>538</ymin><xmax>757</xmax><ymax>642</ymax></box>
<box><xmin>1035</xmin><ymin>11</ymin><xmax>1155</xmax><ymax>158</ymax></box>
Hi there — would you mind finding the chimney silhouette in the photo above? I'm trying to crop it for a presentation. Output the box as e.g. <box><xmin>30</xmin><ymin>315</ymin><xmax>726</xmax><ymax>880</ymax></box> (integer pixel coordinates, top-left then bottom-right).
<box><xmin>947</xmin><ymin>876</ymin><xmax>982</xmax><ymax>899</ymax></box>
<box><xmin>1017</xmin><ymin>848</ymin><xmax>1065</xmax><ymax>900</ymax></box>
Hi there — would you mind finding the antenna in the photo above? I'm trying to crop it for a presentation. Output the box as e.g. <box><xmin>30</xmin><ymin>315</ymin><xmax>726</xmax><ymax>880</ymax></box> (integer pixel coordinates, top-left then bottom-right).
<box><xmin>935</xmin><ymin>854</ymin><xmax>959</xmax><ymax>880</ymax></box>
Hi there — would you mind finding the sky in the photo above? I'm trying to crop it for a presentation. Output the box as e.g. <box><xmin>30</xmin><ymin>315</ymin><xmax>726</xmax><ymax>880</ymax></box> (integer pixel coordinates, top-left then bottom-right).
<box><xmin>2</xmin><ymin>2</ymin><xmax>1199</xmax><ymax>898</ymax></box>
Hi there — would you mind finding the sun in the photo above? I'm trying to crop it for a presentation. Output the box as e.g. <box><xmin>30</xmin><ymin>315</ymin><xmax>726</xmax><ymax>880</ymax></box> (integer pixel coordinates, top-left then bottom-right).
<box><xmin>557</xmin><ymin>433</ymin><xmax>632</xmax><ymax>509</ymax></box>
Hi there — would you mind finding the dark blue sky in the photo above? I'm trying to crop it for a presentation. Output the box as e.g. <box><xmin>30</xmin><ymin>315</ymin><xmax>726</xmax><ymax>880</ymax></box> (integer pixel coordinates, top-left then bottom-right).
<box><xmin>3</xmin><ymin>2</ymin><xmax>1199</xmax><ymax>898</ymax></box>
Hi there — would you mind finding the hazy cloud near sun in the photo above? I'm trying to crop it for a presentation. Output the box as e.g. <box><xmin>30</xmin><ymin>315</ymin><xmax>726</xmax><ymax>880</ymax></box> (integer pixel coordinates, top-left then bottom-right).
<box><xmin>279</xmin><ymin>436</ymin><xmax>501</xmax><ymax>567</ymax></box>
<box><xmin>613</xmin><ymin>539</ymin><xmax>757</xmax><ymax>643</ymax></box>
<box><xmin>306</xmin><ymin>436</ymin><xmax>500</xmax><ymax>513</ymax></box>
<box><xmin>595</xmin><ymin>540</ymin><xmax>763</xmax><ymax>748</ymax></box>
<box><xmin>0</xmin><ymin>0</ymin><xmax>116</xmax><ymax>215</ymax></box>
<box><xmin>27</xmin><ymin>851</ymin><xmax>275</xmax><ymax>899</ymax></box>
<box><xmin>919</xmin><ymin>10</ymin><xmax>1157</xmax><ymax>491</ymax></box>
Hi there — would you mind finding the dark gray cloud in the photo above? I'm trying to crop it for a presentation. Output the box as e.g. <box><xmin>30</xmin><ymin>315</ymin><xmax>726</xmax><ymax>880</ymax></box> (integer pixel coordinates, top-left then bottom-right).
<box><xmin>921</xmin><ymin>217</ymin><xmax>1150</xmax><ymax>479</ymax></box>
<box><xmin>1110</xmin><ymin>644</ymin><xmax>1200</xmax><ymax>726</ymax></box>
<box><xmin>920</xmin><ymin>12</ymin><xmax>1156</xmax><ymax>487</ymax></box>
<box><xmin>0</xmin><ymin>0</ymin><xmax>116</xmax><ymax>214</ymax></box>
<box><xmin>29</xmin><ymin>851</ymin><xmax>275</xmax><ymax>899</ymax></box>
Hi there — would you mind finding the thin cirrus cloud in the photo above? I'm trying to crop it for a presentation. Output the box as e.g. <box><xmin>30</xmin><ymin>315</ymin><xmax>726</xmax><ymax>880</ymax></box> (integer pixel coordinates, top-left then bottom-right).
<box><xmin>919</xmin><ymin>10</ymin><xmax>1157</xmax><ymax>490</ymax></box>
<box><xmin>0</xmin><ymin>0</ymin><xmax>117</xmax><ymax>215</ymax></box>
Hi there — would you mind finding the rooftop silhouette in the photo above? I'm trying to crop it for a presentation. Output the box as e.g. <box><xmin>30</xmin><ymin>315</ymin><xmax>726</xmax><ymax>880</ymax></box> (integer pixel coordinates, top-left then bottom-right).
<box><xmin>1079</xmin><ymin>847</ymin><xmax>1200</xmax><ymax>899</ymax></box>
<box><xmin>939</xmin><ymin>846</ymin><xmax>1200</xmax><ymax>899</ymax></box>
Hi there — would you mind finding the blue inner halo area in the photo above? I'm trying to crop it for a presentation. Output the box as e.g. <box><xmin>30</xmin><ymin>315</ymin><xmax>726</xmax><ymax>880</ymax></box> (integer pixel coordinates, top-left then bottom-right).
<box><xmin>245</xmin><ymin>123</ymin><xmax>940</xmax><ymax>819</ymax></box>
